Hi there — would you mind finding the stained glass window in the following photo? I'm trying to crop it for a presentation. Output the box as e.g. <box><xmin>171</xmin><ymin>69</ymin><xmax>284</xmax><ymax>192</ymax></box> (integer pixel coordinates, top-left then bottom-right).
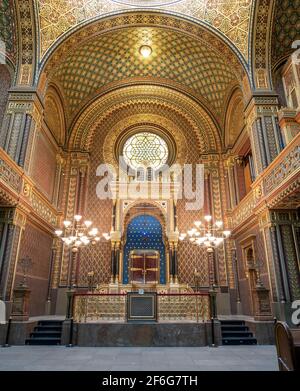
<box><xmin>123</xmin><ymin>132</ymin><xmax>169</xmax><ymax>170</ymax></box>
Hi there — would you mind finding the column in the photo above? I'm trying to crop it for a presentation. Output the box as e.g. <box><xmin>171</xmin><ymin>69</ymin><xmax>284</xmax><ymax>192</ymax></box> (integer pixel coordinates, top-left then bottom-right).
<box><xmin>259</xmin><ymin>210</ymin><xmax>300</xmax><ymax>319</ymax></box>
<box><xmin>169</xmin><ymin>243</ymin><xmax>174</xmax><ymax>283</ymax></box>
<box><xmin>245</xmin><ymin>95</ymin><xmax>283</xmax><ymax>176</ymax></box>
<box><xmin>0</xmin><ymin>208</ymin><xmax>26</xmax><ymax>305</ymax></box>
<box><xmin>60</xmin><ymin>153</ymin><xmax>89</xmax><ymax>286</ymax></box>
<box><xmin>110</xmin><ymin>242</ymin><xmax>116</xmax><ymax>283</ymax></box>
<box><xmin>0</xmin><ymin>92</ymin><xmax>42</xmax><ymax>171</ymax></box>
<box><xmin>174</xmin><ymin>201</ymin><xmax>178</xmax><ymax>232</ymax></box>
<box><xmin>225</xmin><ymin>158</ymin><xmax>237</xmax><ymax>208</ymax></box>
<box><xmin>173</xmin><ymin>243</ymin><xmax>178</xmax><ymax>284</ymax></box>
<box><xmin>278</xmin><ymin>109</ymin><xmax>300</xmax><ymax>145</ymax></box>
<box><xmin>115</xmin><ymin>242</ymin><xmax>121</xmax><ymax>284</ymax></box>
<box><xmin>52</xmin><ymin>154</ymin><xmax>65</xmax><ymax>208</ymax></box>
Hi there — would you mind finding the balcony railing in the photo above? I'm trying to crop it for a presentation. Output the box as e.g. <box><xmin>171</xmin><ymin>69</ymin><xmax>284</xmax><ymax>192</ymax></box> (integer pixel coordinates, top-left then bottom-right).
<box><xmin>73</xmin><ymin>293</ymin><xmax>211</xmax><ymax>323</ymax></box>
<box><xmin>0</xmin><ymin>148</ymin><xmax>58</xmax><ymax>226</ymax></box>
<box><xmin>231</xmin><ymin>133</ymin><xmax>300</xmax><ymax>229</ymax></box>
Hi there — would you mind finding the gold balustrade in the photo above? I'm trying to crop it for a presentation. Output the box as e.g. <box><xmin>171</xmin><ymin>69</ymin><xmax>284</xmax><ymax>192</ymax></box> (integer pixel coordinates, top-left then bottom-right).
<box><xmin>73</xmin><ymin>294</ymin><xmax>126</xmax><ymax>322</ymax></box>
<box><xmin>73</xmin><ymin>293</ymin><xmax>211</xmax><ymax>323</ymax></box>
<box><xmin>157</xmin><ymin>294</ymin><xmax>210</xmax><ymax>322</ymax></box>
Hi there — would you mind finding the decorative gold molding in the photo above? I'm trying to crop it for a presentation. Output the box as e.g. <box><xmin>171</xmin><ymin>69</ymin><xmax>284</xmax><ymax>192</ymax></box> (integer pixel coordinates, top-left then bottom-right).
<box><xmin>70</xmin><ymin>84</ymin><xmax>221</xmax><ymax>153</ymax></box>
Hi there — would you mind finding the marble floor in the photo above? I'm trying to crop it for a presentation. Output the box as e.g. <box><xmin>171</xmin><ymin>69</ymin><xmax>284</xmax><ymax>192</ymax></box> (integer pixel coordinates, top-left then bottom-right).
<box><xmin>0</xmin><ymin>345</ymin><xmax>278</xmax><ymax>371</ymax></box>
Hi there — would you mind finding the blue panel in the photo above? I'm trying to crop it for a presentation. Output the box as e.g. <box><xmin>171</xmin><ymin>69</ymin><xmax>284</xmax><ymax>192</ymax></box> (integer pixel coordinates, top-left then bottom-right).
<box><xmin>123</xmin><ymin>215</ymin><xmax>166</xmax><ymax>284</ymax></box>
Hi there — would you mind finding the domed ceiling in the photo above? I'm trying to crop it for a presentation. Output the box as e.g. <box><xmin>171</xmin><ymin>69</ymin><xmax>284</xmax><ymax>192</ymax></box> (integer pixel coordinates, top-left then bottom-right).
<box><xmin>37</xmin><ymin>0</ymin><xmax>253</xmax><ymax>58</ymax></box>
<box><xmin>0</xmin><ymin>0</ymin><xmax>16</xmax><ymax>65</ymax></box>
<box><xmin>49</xmin><ymin>27</ymin><xmax>238</xmax><ymax>123</ymax></box>
<box><xmin>271</xmin><ymin>0</ymin><xmax>300</xmax><ymax>69</ymax></box>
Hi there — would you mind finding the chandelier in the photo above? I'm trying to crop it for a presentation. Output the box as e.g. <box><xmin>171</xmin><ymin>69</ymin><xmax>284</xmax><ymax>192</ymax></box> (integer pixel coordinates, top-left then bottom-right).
<box><xmin>55</xmin><ymin>215</ymin><xmax>110</xmax><ymax>253</ymax></box>
<box><xmin>179</xmin><ymin>215</ymin><xmax>231</xmax><ymax>253</ymax></box>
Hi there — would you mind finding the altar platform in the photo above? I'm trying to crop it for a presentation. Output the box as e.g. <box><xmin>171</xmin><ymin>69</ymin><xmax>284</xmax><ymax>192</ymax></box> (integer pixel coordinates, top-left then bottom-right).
<box><xmin>60</xmin><ymin>289</ymin><xmax>218</xmax><ymax>347</ymax></box>
<box><xmin>67</xmin><ymin>321</ymin><xmax>217</xmax><ymax>347</ymax></box>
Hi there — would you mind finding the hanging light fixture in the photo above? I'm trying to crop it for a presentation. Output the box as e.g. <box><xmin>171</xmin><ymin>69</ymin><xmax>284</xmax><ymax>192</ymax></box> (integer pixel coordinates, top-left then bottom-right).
<box><xmin>55</xmin><ymin>215</ymin><xmax>110</xmax><ymax>253</ymax></box>
<box><xmin>179</xmin><ymin>215</ymin><xmax>231</xmax><ymax>253</ymax></box>
<box><xmin>139</xmin><ymin>45</ymin><xmax>153</xmax><ymax>58</ymax></box>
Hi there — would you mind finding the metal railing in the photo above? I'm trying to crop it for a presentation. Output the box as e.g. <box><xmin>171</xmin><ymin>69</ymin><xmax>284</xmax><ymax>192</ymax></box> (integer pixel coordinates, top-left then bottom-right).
<box><xmin>73</xmin><ymin>292</ymin><xmax>211</xmax><ymax>323</ymax></box>
<box><xmin>73</xmin><ymin>294</ymin><xmax>127</xmax><ymax>323</ymax></box>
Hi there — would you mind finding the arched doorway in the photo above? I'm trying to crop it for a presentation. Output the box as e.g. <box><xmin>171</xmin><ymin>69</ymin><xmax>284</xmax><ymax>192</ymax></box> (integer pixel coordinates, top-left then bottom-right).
<box><xmin>123</xmin><ymin>215</ymin><xmax>166</xmax><ymax>285</ymax></box>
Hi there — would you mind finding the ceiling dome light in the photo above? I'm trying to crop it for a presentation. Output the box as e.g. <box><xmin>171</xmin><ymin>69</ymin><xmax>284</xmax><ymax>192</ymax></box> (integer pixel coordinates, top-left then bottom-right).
<box><xmin>139</xmin><ymin>45</ymin><xmax>152</xmax><ymax>58</ymax></box>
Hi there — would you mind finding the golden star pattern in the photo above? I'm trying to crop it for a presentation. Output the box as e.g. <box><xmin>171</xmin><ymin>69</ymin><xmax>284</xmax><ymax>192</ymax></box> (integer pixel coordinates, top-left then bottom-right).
<box><xmin>38</xmin><ymin>0</ymin><xmax>252</xmax><ymax>58</ymax></box>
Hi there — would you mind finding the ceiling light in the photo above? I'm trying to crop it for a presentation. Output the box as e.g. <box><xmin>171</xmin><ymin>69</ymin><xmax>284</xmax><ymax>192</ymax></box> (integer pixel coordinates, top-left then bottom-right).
<box><xmin>139</xmin><ymin>45</ymin><xmax>152</xmax><ymax>58</ymax></box>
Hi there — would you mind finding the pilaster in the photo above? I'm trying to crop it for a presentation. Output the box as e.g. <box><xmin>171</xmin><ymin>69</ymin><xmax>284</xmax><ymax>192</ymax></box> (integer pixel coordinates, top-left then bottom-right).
<box><xmin>59</xmin><ymin>152</ymin><xmax>90</xmax><ymax>286</ymax></box>
<box><xmin>0</xmin><ymin>207</ymin><xmax>27</xmax><ymax>303</ymax></box>
<box><xmin>245</xmin><ymin>95</ymin><xmax>283</xmax><ymax>176</ymax></box>
<box><xmin>0</xmin><ymin>92</ymin><xmax>43</xmax><ymax>173</ymax></box>
<box><xmin>278</xmin><ymin>108</ymin><xmax>300</xmax><ymax>145</ymax></box>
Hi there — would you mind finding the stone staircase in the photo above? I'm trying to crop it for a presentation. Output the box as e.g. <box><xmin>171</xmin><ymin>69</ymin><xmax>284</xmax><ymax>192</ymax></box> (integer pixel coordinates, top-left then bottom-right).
<box><xmin>221</xmin><ymin>320</ymin><xmax>257</xmax><ymax>345</ymax></box>
<box><xmin>26</xmin><ymin>320</ymin><xmax>63</xmax><ymax>346</ymax></box>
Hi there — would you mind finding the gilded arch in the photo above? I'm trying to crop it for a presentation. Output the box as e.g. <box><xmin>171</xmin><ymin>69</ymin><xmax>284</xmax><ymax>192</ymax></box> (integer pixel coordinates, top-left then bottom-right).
<box><xmin>69</xmin><ymin>84</ymin><xmax>222</xmax><ymax>154</ymax></box>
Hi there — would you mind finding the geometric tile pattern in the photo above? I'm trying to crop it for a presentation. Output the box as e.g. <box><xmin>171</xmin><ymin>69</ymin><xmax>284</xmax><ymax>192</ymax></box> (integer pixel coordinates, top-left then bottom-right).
<box><xmin>0</xmin><ymin>0</ymin><xmax>16</xmax><ymax>64</ymax></box>
<box><xmin>17</xmin><ymin>222</ymin><xmax>53</xmax><ymax>316</ymax></box>
<box><xmin>0</xmin><ymin>65</ymin><xmax>11</xmax><ymax>127</ymax></box>
<box><xmin>71</xmin><ymin>85</ymin><xmax>220</xmax><ymax>154</ymax></box>
<box><xmin>38</xmin><ymin>0</ymin><xmax>252</xmax><ymax>58</ymax></box>
<box><xmin>272</xmin><ymin>0</ymin><xmax>300</xmax><ymax>68</ymax></box>
<box><xmin>176</xmin><ymin>128</ymin><xmax>209</xmax><ymax>286</ymax></box>
<box><xmin>53</xmin><ymin>27</ymin><xmax>236</xmax><ymax>117</ymax></box>
<box><xmin>76</xmin><ymin>120</ymin><xmax>114</xmax><ymax>285</ymax></box>
<box><xmin>74</xmin><ymin>92</ymin><xmax>214</xmax><ymax>286</ymax></box>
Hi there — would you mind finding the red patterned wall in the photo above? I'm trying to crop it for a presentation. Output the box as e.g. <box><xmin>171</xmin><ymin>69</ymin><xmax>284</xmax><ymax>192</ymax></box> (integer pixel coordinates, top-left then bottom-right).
<box><xmin>176</xmin><ymin>126</ymin><xmax>209</xmax><ymax>286</ymax></box>
<box><xmin>77</xmin><ymin>122</ymin><xmax>113</xmax><ymax>285</ymax></box>
<box><xmin>15</xmin><ymin>222</ymin><xmax>53</xmax><ymax>316</ymax></box>
<box><xmin>31</xmin><ymin>132</ymin><xmax>56</xmax><ymax>201</ymax></box>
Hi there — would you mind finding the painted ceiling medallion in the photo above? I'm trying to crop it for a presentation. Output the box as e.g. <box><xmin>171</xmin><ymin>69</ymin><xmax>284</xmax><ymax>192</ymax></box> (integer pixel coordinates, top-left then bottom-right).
<box><xmin>110</xmin><ymin>0</ymin><xmax>184</xmax><ymax>7</ymax></box>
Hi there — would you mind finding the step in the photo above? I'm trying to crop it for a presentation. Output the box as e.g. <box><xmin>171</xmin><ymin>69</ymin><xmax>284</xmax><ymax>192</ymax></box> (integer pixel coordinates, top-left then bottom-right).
<box><xmin>222</xmin><ymin>331</ymin><xmax>253</xmax><ymax>338</ymax></box>
<box><xmin>35</xmin><ymin>326</ymin><xmax>62</xmax><ymax>332</ymax></box>
<box><xmin>25</xmin><ymin>338</ymin><xmax>61</xmax><ymax>346</ymax></box>
<box><xmin>38</xmin><ymin>320</ymin><xmax>63</xmax><ymax>327</ymax></box>
<box><xmin>30</xmin><ymin>331</ymin><xmax>62</xmax><ymax>338</ymax></box>
<box><xmin>221</xmin><ymin>325</ymin><xmax>249</xmax><ymax>332</ymax></box>
<box><xmin>220</xmin><ymin>320</ymin><xmax>245</xmax><ymax>326</ymax></box>
<box><xmin>222</xmin><ymin>337</ymin><xmax>257</xmax><ymax>346</ymax></box>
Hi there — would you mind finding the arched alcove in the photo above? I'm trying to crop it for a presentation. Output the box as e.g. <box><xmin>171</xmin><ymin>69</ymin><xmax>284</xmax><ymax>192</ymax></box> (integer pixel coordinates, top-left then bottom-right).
<box><xmin>123</xmin><ymin>214</ymin><xmax>166</xmax><ymax>284</ymax></box>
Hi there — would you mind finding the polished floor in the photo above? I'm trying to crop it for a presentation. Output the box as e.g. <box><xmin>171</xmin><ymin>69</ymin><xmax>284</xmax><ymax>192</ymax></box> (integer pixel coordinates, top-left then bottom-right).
<box><xmin>0</xmin><ymin>345</ymin><xmax>278</xmax><ymax>371</ymax></box>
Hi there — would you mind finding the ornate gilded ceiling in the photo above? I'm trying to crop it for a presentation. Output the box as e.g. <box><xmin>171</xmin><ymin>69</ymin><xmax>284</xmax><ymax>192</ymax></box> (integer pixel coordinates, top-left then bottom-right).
<box><xmin>37</xmin><ymin>0</ymin><xmax>253</xmax><ymax>58</ymax></box>
<box><xmin>271</xmin><ymin>0</ymin><xmax>300</xmax><ymax>69</ymax></box>
<box><xmin>50</xmin><ymin>27</ymin><xmax>238</xmax><ymax>122</ymax></box>
<box><xmin>0</xmin><ymin>0</ymin><xmax>16</xmax><ymax>65</ymax></box>
<box><xmin>70</xmin><ymin>85</ymin><xmax>220</xmax><ymax>153</ymax></box>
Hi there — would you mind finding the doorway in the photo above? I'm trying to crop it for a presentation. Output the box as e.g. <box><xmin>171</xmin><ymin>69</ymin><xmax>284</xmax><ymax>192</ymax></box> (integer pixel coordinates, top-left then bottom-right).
<box><xmin>123</xmin><ymin>215</ymin><xmax>166</xmax><ymax>284</ymax></box>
